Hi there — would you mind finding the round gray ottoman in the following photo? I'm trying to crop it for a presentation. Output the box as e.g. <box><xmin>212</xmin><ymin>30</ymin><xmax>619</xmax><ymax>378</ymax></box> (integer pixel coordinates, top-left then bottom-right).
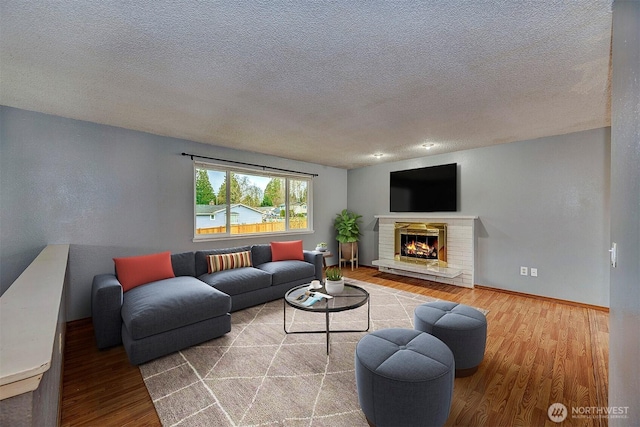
<box><xmin>414</xmin><ymin>301</ymin><xmax>487</xmax><ymax>377</ymax></box>
<box><xmin>355</xmin><ymin>328</ymin><xmax>454</xmax><ymax>427</ymax></box>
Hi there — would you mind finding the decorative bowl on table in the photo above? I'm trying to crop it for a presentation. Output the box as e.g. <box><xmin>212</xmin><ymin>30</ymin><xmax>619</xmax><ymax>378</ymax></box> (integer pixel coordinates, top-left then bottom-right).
<box><xmin>315</xmin><ymin>242</ymin><xmax>328</xmax><ymax>252</ymax></box>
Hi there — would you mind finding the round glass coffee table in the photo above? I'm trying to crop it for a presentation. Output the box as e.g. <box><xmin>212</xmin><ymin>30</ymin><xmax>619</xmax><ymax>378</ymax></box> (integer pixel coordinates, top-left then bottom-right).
<box><xmin>284</xmin><ymin>283</ymin><xmax>370</xmax><ymax>354</ymax></box>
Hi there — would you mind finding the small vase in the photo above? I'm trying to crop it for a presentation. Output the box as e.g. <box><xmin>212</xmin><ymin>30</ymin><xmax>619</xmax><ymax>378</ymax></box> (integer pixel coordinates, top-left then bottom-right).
<box><xmin>325</xmin><ymin>278</ymin><xmax>344</xmax><ymax>295</ymax></box>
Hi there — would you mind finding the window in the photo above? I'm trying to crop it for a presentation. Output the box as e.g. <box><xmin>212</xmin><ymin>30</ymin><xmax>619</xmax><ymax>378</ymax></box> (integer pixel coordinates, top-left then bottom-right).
<box><xmin>194</xmin><ymin>162</ymin><xmax>312</xmax><ymax>239</ymax></box>
<box><xmin>230</xmin><ymin>212</ymin><xmax>239</xmax><ymax>224</ymax></box>
<box><xmin>289</xmin><ymin>179</ymin><xmax>308</xmax><ymax>230</ymax></box>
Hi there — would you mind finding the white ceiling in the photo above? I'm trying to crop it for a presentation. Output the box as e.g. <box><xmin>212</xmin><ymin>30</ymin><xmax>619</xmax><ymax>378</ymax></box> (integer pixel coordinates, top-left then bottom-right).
<box><xmin>0</xmin><ymin>1</ymin><xmax>612</xmax><ymax>169</ymax></box>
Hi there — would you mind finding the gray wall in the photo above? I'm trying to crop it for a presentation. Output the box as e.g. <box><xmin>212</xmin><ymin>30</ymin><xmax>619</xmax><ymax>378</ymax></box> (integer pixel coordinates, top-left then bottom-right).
<box><xmin>0</xmin><ymin>106</ymin><xmax>348</xmax><ymax>320</ymax></box>
<box><xmin>0</xmin><ymin>106</ymin><xmax>613</xmax><ymax>314</ymax></box>
<box><xmin>609</xmin><ymin>0</ymin><xmax>640</xmax><ymax>422</ymax></box>
<box><xmin>347</xmin><ymin>128</ymin><xmax>611</xmax><ymax>307</ymax></box>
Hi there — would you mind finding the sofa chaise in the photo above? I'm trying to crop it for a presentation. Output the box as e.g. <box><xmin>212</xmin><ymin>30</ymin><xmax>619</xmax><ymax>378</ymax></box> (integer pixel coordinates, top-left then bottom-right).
<box><xmin>92</xmin><ymin>243</ymin><xmax>323</xmax><ymax>365</ymax></box>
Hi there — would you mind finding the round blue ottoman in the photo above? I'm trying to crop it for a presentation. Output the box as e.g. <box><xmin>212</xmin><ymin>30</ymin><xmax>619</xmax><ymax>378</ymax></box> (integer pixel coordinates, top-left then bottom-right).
<box><xmin>355</xmin><ymin>328</ymin><xmax>454</xmax><ymax>427</ymax></box>
<box><xmin>414</xmin><ymin>301</ymin><xmax>487</xmax><ymax>377</ymax></box>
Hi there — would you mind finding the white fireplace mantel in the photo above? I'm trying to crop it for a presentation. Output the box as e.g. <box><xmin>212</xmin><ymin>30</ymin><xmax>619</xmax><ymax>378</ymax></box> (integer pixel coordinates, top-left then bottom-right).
<box><xmin>373</xmin><ymin>214</ymin><xmax>477</xmax><ymax>288</ymax></box>
<box><xmin>375</xmin><ymin>214</ymin><xmax>478</xmax><ymax>220</ymax></box>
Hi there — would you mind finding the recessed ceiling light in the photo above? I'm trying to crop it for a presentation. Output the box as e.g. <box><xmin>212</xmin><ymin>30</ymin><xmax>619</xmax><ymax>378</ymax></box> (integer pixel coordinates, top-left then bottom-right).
<box><xmin>422</xmin><ymin>143</ymin><xmax>435</xmax><ymax>150</ymax></box>
<box><xmin>373</xmin><ymin>153</ymin><xmax>384</xmax><ymax>158</ymax></box>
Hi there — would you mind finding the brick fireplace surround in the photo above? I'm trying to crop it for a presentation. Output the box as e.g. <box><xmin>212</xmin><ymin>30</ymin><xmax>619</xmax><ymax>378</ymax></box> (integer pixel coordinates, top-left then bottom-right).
<box><xmin>372</xmin><ymin>215</ymin><xmax>477</xmax><ymax>288</ymax></box>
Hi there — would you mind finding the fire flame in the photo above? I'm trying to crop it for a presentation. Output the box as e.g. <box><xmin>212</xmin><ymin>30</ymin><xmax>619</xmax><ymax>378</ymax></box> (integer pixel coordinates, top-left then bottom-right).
<box><xmin>404</xmin><ymin>240</ymin><xmax>438</xmax><ymax>258</ymax></box>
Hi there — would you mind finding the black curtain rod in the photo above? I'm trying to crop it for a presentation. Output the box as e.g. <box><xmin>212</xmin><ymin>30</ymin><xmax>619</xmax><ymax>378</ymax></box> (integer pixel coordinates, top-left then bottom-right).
<box><xmin>181</xmin><ymin>153</ymin><xmax>319</xmax><ymax>177</ymax></box>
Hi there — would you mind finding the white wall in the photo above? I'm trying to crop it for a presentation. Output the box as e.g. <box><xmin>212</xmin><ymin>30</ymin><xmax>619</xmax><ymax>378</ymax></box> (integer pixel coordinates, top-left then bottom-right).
<box><xmin>347</xmin><ymin>128</ymin><xmax>611</xmax><ymax>307</ymax></box>
<box><xmin>0</xmin><ymin>106</ymin><xmax>348</xmax><ymax>320</ymax></box>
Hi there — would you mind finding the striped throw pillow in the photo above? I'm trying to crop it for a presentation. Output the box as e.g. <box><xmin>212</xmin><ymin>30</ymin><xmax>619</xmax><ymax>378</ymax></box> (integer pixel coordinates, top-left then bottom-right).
<box><xmin>207</xmin><ymin>251</ymin><xmax>252</xmax><ymax>273</ymax></box>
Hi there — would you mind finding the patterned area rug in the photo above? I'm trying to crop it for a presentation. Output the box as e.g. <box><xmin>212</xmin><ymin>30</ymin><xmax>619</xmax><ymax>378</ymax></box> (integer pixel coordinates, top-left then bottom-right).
<box><xmin>140</xmin><ymin>278</ymin><xmax>480</xmax><ymax>426</ymax></box>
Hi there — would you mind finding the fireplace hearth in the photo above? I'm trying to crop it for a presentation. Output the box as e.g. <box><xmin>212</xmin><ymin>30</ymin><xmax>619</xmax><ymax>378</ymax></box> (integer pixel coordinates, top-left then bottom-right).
<box><xmin>395</xmin><ymin>222</ymin><xmax>447</xmax><ymax>267</ymax></box>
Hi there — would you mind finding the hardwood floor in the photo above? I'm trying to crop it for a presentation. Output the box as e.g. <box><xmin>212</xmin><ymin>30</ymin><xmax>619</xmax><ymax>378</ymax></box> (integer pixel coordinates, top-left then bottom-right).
<box><xmin>61</xmin><ymin>320</ymin><xmax>160</xmax><ymax>427</ymax></box>
<box><xmin>61</xmin><ymin>267</ymin><xmax>609</xmax><ymax>426</ymax></box>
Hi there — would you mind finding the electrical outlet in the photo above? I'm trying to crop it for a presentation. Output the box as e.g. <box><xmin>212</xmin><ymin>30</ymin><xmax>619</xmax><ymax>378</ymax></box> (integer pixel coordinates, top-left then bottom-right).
<box><xmin>520</xmin><ymin>266</ymin><xmax>528</xmax><ymax>276</ymax></box>
<box><xmin>530</xmin><ymin>268</ymin><xmax>538</xmax><ymax>277</ymax></box>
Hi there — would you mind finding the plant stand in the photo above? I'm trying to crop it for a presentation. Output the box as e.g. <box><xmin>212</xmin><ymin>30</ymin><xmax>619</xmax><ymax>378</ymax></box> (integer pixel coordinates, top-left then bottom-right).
<box><xmin>339</xmin><ymin>243</ymin><xmax>359</xmax><ymax>270</ymax></box>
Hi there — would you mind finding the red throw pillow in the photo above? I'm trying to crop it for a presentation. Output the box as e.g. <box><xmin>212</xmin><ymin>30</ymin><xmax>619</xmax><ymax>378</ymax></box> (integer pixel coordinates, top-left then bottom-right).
<box><xmin>113</xmin><ymin>251</ymin><xmax>175</xmax><ymax>292</ymax></box>
<box><xmin>271</xmin><ymin>240</ymin><xmax>304</xmax><ymax>261</ymax></box>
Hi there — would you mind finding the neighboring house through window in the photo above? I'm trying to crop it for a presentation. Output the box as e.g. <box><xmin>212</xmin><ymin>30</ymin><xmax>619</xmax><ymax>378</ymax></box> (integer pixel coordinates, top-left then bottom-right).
<box><xmin>194</xmin><ymin>162</ymin><xmax>313</xmax><ymax>239</ymax></box>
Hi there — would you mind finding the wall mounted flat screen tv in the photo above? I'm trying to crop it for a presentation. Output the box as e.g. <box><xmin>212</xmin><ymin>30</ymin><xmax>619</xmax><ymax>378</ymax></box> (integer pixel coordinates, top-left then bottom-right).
<box><xmin>390</xmin><ymin>163</ymin><xmax>457</xmax><ymax>212</ymax></box>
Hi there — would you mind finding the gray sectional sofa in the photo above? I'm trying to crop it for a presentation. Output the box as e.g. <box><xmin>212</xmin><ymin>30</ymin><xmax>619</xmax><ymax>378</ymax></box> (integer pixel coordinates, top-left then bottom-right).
<box><xmin>92</xmin><ymin>244</ymin><xmax>323</xmax><ymax>365</ymax></box>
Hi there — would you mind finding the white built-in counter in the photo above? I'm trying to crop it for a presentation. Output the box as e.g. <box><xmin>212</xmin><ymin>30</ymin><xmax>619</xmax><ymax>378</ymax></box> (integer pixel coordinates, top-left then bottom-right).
<box><xmin>372</xmin><ymin>214</ymin><xmax>477</xmax><ymax>288</ymax></box>
<box><xmin>0</xmin><ymin>244</ymin><xmax>69</xmax><ymax>425</ymax></box>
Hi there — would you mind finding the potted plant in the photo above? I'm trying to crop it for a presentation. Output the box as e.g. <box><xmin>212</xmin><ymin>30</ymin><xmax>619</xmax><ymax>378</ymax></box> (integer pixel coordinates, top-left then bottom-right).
<box><xmin>324</xmin><ymin>266</ymin><xmax>344</xmax><ymax>294</ymax></box>
<box><xmin>334</xmin><ymin>209</ymin><xmax>362</xmax><ymax>262</ymax></box>
<box><xmin>315</xmin><ymin>242</ymin><xmax>328</xmax><ymax>252</ymax></box>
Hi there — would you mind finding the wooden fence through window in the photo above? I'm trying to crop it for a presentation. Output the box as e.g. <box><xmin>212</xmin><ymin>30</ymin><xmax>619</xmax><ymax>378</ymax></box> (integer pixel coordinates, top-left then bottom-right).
<box><xmin>196</xmin><ymin>219</ymin><xmax>307</xmax><ymax>235</ymax></box>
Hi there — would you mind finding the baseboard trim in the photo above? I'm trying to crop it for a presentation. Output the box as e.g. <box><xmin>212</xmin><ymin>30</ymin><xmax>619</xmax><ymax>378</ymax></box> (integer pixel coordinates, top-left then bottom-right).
<box><xmin>358</xmin><ymin>264</ymin><xmax>609</xmax><ymax>312</ymax></box>
<box><xmin>474</xmin><ymin>284</ymin><xmax>609</xmax><ymax>312</ymax></box>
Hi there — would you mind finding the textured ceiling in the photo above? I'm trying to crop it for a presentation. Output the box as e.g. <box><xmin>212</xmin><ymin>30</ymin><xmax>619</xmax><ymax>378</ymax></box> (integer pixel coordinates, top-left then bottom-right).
<box><xmin>0</xmin><ymin>1</ymin><xmax>612</xmax><ymax>169</ymax></box>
